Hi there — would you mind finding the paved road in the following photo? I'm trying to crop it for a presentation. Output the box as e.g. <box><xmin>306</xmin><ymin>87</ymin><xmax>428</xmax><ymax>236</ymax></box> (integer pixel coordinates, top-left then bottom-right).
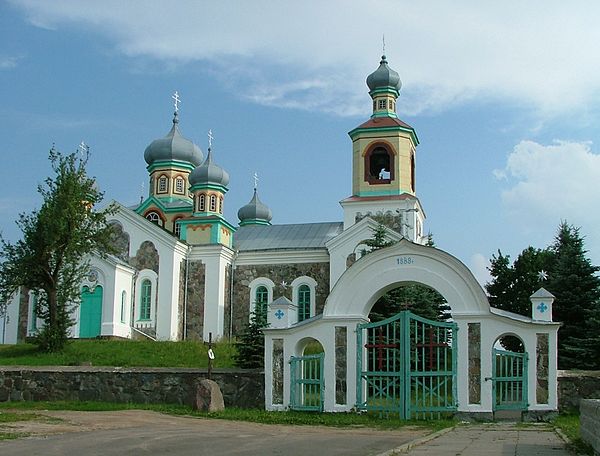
<box><xmin>0</xmin><ymin>410</ymin><xmax>428</xmax><ymax>456</ymax></box>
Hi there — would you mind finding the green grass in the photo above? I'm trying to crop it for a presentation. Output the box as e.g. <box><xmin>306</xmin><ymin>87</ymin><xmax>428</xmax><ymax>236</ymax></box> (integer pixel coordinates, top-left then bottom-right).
<box><xmin>553</xmin><ymin>413</ymin><xmax>594</xmax><ymax>456</ymax></box>
<box><xmin>0</xmin><ymin>339</ymin><xmax>237</xmax><ymax>368</ymax></box>
<box><xmin>0</xmin><ymin>411</ymin><xmax>43</xmax><ymax>441</ymax></box>
<box><xmin>0</xmin><ymin>401</ymin><xmax>455</xmax><ymax>431</ymax></box>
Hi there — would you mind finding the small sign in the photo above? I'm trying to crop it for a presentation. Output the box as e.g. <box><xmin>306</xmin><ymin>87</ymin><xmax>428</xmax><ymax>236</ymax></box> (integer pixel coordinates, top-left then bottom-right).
<box><xmin>207</xmin><ymin>348</ymin><xmax>215</xmax><ymax>360</ymax></box>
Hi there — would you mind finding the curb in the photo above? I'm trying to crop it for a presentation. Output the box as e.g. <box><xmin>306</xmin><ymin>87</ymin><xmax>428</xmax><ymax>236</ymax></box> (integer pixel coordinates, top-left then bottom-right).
<box><xmin>374</xmin><ymin>426</ymin><xmax>456</xmax><ymax>456</ymax></box>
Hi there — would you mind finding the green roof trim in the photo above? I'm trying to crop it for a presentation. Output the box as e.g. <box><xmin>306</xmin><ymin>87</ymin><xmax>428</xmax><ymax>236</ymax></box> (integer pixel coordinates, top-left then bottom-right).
<box><xmin>189</xmin><ymin>183</ymin><xmax>229</xmax><ymax>193</ymax></box>
<box><xmin>135</xmin><ymin>196</ymin><xmax>193</xmax><ymax>215</ymax></box>
<box><xmin>348</xmin><ymin>125</ymin><xmax>419</xmax><ymax>145</ymax></box>
<box><xmin>146</xmin><ymin>160</ymin><xmax>196</xmax><ymax>173</ymax></box>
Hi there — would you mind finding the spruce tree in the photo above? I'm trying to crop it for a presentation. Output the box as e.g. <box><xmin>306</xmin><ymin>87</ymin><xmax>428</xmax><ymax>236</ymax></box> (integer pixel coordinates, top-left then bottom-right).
<box><xmin>233</xmin><ymin>311</ymin><xmax>268</xmax><ymax>369</ymax></box>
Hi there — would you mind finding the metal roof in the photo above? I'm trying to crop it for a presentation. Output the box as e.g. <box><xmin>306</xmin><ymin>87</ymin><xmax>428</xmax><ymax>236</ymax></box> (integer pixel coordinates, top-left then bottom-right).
<box><xmin>233</xmin><ymin>222</ymin><xmax>343</xmax><ymax>251</ymax></box>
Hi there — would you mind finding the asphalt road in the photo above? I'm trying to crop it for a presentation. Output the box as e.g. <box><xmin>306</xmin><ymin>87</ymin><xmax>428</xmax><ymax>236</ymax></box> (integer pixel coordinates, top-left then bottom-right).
<box><xmin>0</xmin><ymin>410</ymin><xmax>428</xmax><ymax>456</ymax></box>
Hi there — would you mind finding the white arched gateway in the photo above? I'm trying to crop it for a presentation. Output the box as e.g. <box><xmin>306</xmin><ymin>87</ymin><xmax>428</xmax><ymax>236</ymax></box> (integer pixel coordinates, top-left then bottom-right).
<box><xmin>264</xmin><ymin>239</ymin><xmax>559</xmax><ymax>419</ymax></box>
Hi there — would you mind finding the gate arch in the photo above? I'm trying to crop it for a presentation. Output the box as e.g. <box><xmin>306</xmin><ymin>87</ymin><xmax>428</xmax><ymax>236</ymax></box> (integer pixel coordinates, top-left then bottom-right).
<box><xmin>324</xmin><ymin>239</ymin><xmax>490</xmax><ymax>319</ymax></box>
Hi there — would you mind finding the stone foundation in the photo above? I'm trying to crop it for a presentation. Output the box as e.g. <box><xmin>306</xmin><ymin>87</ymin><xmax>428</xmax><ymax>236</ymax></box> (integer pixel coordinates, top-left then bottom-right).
<box><xmin>557</xmin><ymin>370</ymin><xmax>600</xmax><ymax>411</ymax></box>
<box><xmin>580</xmin><ymin>399</ymin><xmax>600</xmax><ymax>455</ymax></box>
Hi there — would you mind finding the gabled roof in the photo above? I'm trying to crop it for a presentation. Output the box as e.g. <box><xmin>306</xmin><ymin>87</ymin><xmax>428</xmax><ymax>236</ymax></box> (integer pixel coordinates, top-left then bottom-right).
<box><xmin>354</xmin><ymin>116</ymin><xmax>413</xmax><ymax>130</ymax></box>
<box><xmin>233</xmin><ymin>222</ymin><xmax>343</xmax><ymax>251</ymax></box>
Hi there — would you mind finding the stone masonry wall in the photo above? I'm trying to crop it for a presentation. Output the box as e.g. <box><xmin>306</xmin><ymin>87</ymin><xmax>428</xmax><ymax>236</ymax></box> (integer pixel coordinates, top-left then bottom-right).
<box><xmin>580</xmin><ymin>399</ymin><xmax>600</xmax><ymax>455</ymax></box>
<box><xmin>0</xmin><ymin>367</ymin><xmax>264</xmax><ymax>409</ymax></box>
<box><xmin>231</xmin><ymin>262</ymin><xmax>329</xmax><ymax>335</ymax></box>
<box><xmin>185</xmin><ymin>261</ymin><xmax>206</xmax><ymax>341</ymax></box>
<box><xmin>558</xmin><ymin>370</ymin><xmax>600</xmax><ymax>411</ymax></box>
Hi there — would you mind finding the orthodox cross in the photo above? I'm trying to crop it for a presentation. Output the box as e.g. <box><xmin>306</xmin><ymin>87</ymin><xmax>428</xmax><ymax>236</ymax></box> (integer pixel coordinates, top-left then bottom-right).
<box><xmin>275</xmin><ymin>309</ymin><xmax>284</xmax><ymax>320</ymax></box>
<box><xmin>537</xmin><ymin>302</ymin><xmax>548</xmax><ymax>313</ymax></box>
<box><xmin>253</xmin><ymin>172</ymin><xmax>259</xmax><ymax>190</ymax></box>
<box><xmin>172</xmin><ymin>91</ymin><xmax>181</xmax><ymax>112</ymax></box>
<box><xmin>78</xmin><ymin>141</ymin><xmax>89</xmax><ymax>157</ymax></box>
<box><xmin>364</xmin><ymin>326</ymin><xmax>399</xmax><ymax>371</ymax></box>
<box><xmin>415</xmin><ymin>327</ymin><xmax>448</xmax><ymax>371</ymax></box>
<box><xmin>208</xmin><ymin>129</ymin><xmax>214</xmax><ymax>149</ymax></box>
<box><xmin>382</xmin><ymin>34</ymin><xmax>386</xmax><ymax>55</ymax></box>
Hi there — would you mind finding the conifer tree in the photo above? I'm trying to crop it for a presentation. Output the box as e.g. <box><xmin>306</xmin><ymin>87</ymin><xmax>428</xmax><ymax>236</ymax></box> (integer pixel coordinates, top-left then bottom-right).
<box><xmin>233</xmin><ymin>311</ymin><xmax>268</xmax><ymax>369</ymax></box>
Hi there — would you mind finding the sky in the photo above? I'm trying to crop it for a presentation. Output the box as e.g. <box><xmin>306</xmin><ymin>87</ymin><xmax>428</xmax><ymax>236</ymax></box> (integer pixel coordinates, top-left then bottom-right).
<box><xmin>1</xmin><ymin>0</ymin><xmax>600</xmax><ymax>285</ymax></box>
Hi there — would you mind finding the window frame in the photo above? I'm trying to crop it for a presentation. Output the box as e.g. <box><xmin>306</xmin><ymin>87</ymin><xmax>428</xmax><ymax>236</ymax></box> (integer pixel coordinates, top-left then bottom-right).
<box><xmin>364</xmin><ymin>142</ymin><xmax>395</xmax><ymax>184</ymax></box>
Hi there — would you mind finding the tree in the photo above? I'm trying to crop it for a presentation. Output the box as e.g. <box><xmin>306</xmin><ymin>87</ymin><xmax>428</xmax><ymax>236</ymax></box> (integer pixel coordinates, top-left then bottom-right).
<box><xmin>485</xmin><ymin>222</ymin><xmax>600</xmax><ymax>368</ymax></box>
<box><xmin>233</xmin><ymin>311</ymin><xmax>268</xmax><ymax>369</ymax></box>
<box><xmin>0</xmin><ymin>147</ymin><xmax>116</xmax><ymax>352</ymax></box>
<box><xmin>546</xmin><ymin>222</ymin><xmax>600</xmax><ymax>369</ymax></box>
<box><xmin>364</xmin><ymin>224</ymin><xmax>450</xmax><ymax>322</ymax></box>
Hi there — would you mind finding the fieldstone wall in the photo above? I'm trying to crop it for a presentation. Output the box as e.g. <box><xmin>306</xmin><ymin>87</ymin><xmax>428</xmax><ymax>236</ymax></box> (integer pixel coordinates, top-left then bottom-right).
<box><xmin>536</xmin><ymin>333</ymin><xmax>549</xmax><ymax>404</ymax></box>
<box><xmin>335</xmin><ymin>326</ymin><xmax>347</xmax><ymax>405</ymax></box>
<box><xmin>185</xmin><ymin>261</ymin><xmax>206</xmax><ymax>341</ymax></box>
<box><xmin>231</xmin><ymin>262</ymin><xmax>330</xmax><ymax>335</ymax></box>
<box><xmin>17</xmin><ymin>288</ymin><xmax>29</xmax><ymax>342</ymax></box>
<box><xmin>467</xmin><ymin>322</ymin><xmax>481</xmax><ymax>404</ymax></box>
<box><xmin>580</xmin><ymin>399</ymin><xmax>600</xmax><ymax>455</ymax></box>
<box><xmin>558</xmin><ymin>370</ymin><xmax>600</xmax><ymax>411</ymax></box>
<box><xmin>108</xmin><ymin>221</ymin><xmax>130</xmax><ymax>262</ymax></box>
<box><xmin>0</xmin><ymin>367</ymin><xmax>264</xmax><ymax>409</ymax></box>
<box><xmin>130</xmin><ymin>240</ymin><xmax>159</xmax><ymax>274</ymax></box>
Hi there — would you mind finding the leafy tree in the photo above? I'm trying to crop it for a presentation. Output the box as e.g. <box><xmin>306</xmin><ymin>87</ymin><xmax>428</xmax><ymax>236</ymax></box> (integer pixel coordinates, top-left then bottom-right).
<box><xmin>0</xmin><ymin>147</ymin><xmax>116</xmax><ymax>352</ymax></box>
<box><xmin>546</xmin><ymin>222</ymin><xmax>600</xmax><ymax>369</ymax></box>
<box><xmin>234</xmin><ymin>311</ymin><xmax>268</xmax><ymax>369</ymax></box>
<box><xmin>364</xmin><ymin>224</ymin><xmax>450</xmax><ymax>322</ymax></box>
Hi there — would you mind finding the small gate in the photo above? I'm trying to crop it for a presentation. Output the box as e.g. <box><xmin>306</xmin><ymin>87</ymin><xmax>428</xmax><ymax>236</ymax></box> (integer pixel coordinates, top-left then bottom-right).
<box><xmin>356</xmin><ymin>311</ymin><xmax>457</xmax><ymax>419</ymax></box>
<box><xmin>492</xmin><ymin>349</ymin><xmax>528</xmax><ymax>411</ymax></box>
<box><xmin>289</xmin><ymin>353</ymin><xmax>324</xmax><ymax>411</ymax></box>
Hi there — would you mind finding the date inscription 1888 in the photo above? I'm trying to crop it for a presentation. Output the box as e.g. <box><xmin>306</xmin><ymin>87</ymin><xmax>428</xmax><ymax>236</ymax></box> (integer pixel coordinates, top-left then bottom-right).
<box><xmin>396</xmin><ymin>256</ymin><xmax>414</xmax><ymax>265</ymax></box>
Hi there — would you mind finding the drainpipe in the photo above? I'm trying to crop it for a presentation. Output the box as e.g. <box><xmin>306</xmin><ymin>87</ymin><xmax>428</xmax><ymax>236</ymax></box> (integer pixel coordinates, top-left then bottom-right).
<box><xmin>183</xmin><ymin>256</ymin><xmax>190</xmax><ymax>340</ymax></box>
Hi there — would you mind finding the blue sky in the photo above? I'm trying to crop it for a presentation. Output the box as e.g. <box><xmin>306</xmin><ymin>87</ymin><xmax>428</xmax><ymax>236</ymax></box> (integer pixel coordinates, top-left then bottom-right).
<box><xmin>1</xmin><ymin>0</ymin><xmax>600</xmax><ymax>284</ymax></box>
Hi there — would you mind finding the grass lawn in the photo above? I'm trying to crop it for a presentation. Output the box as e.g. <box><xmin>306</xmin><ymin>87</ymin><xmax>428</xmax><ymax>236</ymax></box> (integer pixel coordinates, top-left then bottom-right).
<box><xmin>553</xmin><ymin>413</ymin><xmax>594</xmax><ymax>455</ymax></box>
<box><xmin>0</xmin><ymin>339</ymin><xmax>237</xmax><ymax>368</ymax></box>
<box><xmin>0</xmin><ymin>401</ymin><xmax>455</xmax><ymax>431</ymax></box>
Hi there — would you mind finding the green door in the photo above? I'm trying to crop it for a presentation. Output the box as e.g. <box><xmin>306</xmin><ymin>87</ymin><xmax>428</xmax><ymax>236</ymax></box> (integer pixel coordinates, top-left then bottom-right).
<box><xmin>492</xmin><ymin>349</ymin><xmax>528</xmax><ymax>411</ymax></box>
<box><xmin>80</xmin><ymin>285</ymin><xmax>103</xmax><ymax>338</ymax></box>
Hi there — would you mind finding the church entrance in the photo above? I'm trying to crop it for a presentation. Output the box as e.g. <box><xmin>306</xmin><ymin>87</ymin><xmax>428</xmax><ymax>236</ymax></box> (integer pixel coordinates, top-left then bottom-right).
<box><xmin>356</xmin><ymin>310</ymin><xmax>457</xmax><ymax>419</ymax></box>
<box><xmin>80</xmin><ymin>285</ymin><xmax>103</xmax><ymax>338</ymax></box>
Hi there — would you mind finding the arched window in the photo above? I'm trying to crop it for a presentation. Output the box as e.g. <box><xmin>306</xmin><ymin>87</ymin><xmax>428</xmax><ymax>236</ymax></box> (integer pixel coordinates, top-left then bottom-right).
<box><xmin>157</xmin><ymin>175</ymin><xmax>168</xmax><ymax>193</ymax></box>
<box><xmin>210</xmin><ymin>194</ymin><xmax>217</xmax><ymax>212</ymax></box>
<box><xmin>218</xmin><ymin>196</ymin><xmax>223</xmax><ymax>214</ymax></box>
<box><xmin>365</xmin><ymin>144</ymin><xmax>394</xmax><ymax>184</ymax></box>
<box><xmin>145</xmin><ymin>211</ymin><xmax>163</xmax><ymax>227</ymax></box>
<box><xmin>410</xmin><ymin>152</ymin><xmax>415</xmax><ymax>192</ymax></box>
<box><xmin>174</xmin><ymin>220</ymin><xmax>182</xmax><ymax>238</ymax></box>
<box><xmin>120</xmin><ymin>290</ymin><xmax>127</xmax><ymax>323</ymax></box>
<box><xmin>175</xmin><ymin>176</ymin><xmax>185</xmax><ymax>194</ymax></box>
<box><xmin>255</xmin><ymin>286</ymin><xmax>268</xmax><ymax>320</ymax></box>
<box><xmin>140</xmin><ymin>279</ymin><xmax>152</xmax><ymax>320</ymax></box>
<box><xmin>198</xmin><ymin>194</ymin><xmax>206</xmax><ymax>212</ymax></box>
<box><xmin>298</xmin><ymin>285</ymin><xmax>311</xmax><ymax>321</ymax></box>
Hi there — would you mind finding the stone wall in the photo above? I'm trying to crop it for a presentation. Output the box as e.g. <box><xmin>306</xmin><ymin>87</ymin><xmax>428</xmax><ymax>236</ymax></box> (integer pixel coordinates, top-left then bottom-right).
<box><xmin>231</xmin><ymin>262</ymin><xmax>330</xmax><ymax>335</ymax></box>
<box><xmin>558</xmin><ymin>370</ymin><xmax>600</xmax><ymax>411</ymax></box>
<box><xmin>185</xmin><ymin>261</ymin><xmax>206</xmax><ymax>341</ymax></box>
<box><xmin>580</xmin><ymin>399</ymin><xmax>600</xmax><ymax>455</ymax></box>
<box><xmin>0</xmin><ymin>367</ymin><xmax>264</xmax><ymax>409</ymax></box>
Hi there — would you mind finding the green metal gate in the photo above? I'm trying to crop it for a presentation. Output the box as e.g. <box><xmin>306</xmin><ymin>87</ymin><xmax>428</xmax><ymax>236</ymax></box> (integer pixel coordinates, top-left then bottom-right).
<box><xmin>492</xmin><ymin>349</ymin><xmax>528</xmax><ymax>411</ymax></box>
<box><xmin>356</xmin><ymin>311</ymin><xmax>457</xmax><ymax>419</ymax></box>
<box><xmin>290</xmin><ymin>353</ymin><xmax>324</xmax><ymax>411</ymax></box>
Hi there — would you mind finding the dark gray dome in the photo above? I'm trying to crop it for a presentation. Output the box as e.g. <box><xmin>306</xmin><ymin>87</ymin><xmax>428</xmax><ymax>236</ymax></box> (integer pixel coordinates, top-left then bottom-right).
<box><xmin>189</xmin><ymin>149</ymin><xmax>230</xmax><ymax>187</ymax></box>
<box><xmin>144</xmin><ymin>113</ymin><xmax>203</xmax><ymax>167</ymax></box>
<box><xmin>366</xmin><ymin>55</ymin><xmax>401</xmax><ymax>92</ymax></box>
<box><xmin>238</xmin><ymin>189</ymin><xmax>272</xmax><ymax>225</ymax></box>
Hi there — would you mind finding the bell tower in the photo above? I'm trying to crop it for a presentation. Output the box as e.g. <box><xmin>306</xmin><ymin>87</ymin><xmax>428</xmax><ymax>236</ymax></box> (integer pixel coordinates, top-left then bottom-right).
<box><xmin>341</xmin><ymin>55</ymin><xmax>425</xmax><ymax>242</ymax></box>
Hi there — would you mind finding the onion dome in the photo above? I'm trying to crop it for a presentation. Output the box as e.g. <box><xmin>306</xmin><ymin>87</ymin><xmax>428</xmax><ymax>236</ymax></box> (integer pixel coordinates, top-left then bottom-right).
<box><xmin>238</xmin><ymin>189</ymin><xmax>272</xmax><ymax>225</ymax></box>
<box><xmin>144</xmin><ymin>112</ymin><xmax>203</xmax><ymax>167</ymax></box>
<box><xmin>189</xmin><ymin>148</ymin><xmax>230</xmax><ymax>187</ymax></box>
<box><xmin>366</xmin><ymin>55</ymin><xmax>401</xmax><ymax>92</ymax></box>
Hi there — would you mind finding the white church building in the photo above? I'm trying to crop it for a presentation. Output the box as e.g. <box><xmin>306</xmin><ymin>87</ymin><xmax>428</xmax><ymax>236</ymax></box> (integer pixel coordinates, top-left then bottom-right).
<box><xmin>2</xmin><ymin>55</ymin><xmax>559</xmax><ymax>418</ymax></box>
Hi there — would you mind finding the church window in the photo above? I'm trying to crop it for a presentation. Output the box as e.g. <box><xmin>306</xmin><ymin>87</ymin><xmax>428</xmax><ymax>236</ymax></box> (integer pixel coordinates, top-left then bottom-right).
<box><xmin>198</xmin><ymin>194</ymin><xmax>206</xmax><ymax>212</ymax></box>
<box><xmin>378</xmin><ymin>99</ymin><xmax>387</xmax><ymax>109</ymax></box>
<box><xmin>175</xmin><ymin>176</ymin><xmax>184</xmax><ymax>194</ymax></box>
<box><xmin>158</xmin><ymin>175</ymin><xmax>168</xmax><ymax>193</ymax></box>
<box><xmin>174</xmin><ymin>220</ymin><xmax>182</xmax><ymax>238</ymax></box>
<box><xmin>298</xmin><ymin>285</ymin><xmax>311</xmax><ymax>322</ymax></box>
<box><xmin>373</xmin><ymin>100</ymin><xmax>376</xmax><ymax>111</ymax></box>
<box><xmin>411</xmin><ymin>153</ymin><xmax>415</xmax><ymax>192</ymax></box>
<box><xmin>140</xmin><ymin>279</ymin><xmax>152</xmax><ymax>320</ymax></box>
<box><xmin>120</xmin><ymin>291</ymin><xmax>127</xmax><ymax>323</ymax></box>
<box><xmin>218</xmin><ymin>196</ymin><xmax>223</xmax><ymax>214</ymax></box>
<box><xmin>255</xmin><ymin>286</ymin><xmax>268</xmax><ymax>320</ymax></box>
<box><xmin>365</xmin><ymin>144</ymin><xmax>394</xmax><ymax>183</ymax></box>
<box><xmin>146</xmin><ymin>211</ymin><xmax>163</xmax><ymax>227</ymax></box>
<box><xmin>210</xmin><ymin>194</ymin><xmax>217</xmax><ymax>212</ymax></box>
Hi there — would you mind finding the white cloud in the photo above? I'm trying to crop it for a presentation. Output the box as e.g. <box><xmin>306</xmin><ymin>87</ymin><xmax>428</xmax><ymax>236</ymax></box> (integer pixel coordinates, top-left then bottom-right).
<box><xmin>496</xmin><ymin>140</ymin><xmax>600</xmax><ymax>262</ymax></box>
<box><xmin>9</xmin><ymin>1</ymin><xmax>600</xmax><ymax>117</ymax></box>
<box><xmin>0</xmin><ymin>55</ymin><xmax>22</xmax><ymax>69</ymax></box>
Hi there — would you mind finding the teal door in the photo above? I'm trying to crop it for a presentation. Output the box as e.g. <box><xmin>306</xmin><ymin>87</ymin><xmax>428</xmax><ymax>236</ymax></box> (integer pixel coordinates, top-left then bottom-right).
<box><xmin>492</xmin><ymin>349</ymin><xmax>528</xmax><ymax>411</ymax></box>
<box><xmin>80</xmin><ymin>285</ymin><xmax>103</xmax><ymax>338</ymax></box>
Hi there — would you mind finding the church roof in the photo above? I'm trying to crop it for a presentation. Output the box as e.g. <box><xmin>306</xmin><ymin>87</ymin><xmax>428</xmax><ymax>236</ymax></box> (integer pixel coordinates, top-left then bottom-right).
<box><xmin>366</xmin><ymin>55</ymin><xmax>402</xmax><ymax>92</ymax></box>
<box><xmin>144</xmin><ymin>112</ymin><xmax>203</xmax><ymax>167</ymax></box>
<box><xmin>233</xmin><ymin>222</ymin><xmax>343</xmax><ymax>251</ymax></box>
<box><xmin>354</xmin><ymin>116</ymin><xmax>413</xmax><ymax>130</ymax></box>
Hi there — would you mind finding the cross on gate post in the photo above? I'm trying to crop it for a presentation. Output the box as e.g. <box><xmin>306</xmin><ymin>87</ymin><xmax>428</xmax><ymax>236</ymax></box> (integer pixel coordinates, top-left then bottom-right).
<box><xmin>416</xmin><ymin>327</ymin><xmax>448</xmax><ymax>371</ymax></box>
<box><xmin>364</xmin><ymin>326</ymin><xmax>399</xmax><ymax>371</ymax></box>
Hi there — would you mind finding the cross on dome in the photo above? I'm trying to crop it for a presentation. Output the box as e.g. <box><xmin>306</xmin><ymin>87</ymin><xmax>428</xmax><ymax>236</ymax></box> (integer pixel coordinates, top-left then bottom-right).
<box><xmin>78</xmin><ymin>141</ymin><xmax>89</xmax><ymax>157</ymax></box>
<box><xmin>208</xmin><ymin>129</ymin><xmax>214</xmax><ymax>148</ymax></box>
<box><xmin>172</xmin><ymin>91</ymin><xmax>181</xmax><ymax>113</ymax></box>
<box><xmin>253</xmin><ymin>172</ymin><xmax>259</xmax><ymax>190</ymax></box>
